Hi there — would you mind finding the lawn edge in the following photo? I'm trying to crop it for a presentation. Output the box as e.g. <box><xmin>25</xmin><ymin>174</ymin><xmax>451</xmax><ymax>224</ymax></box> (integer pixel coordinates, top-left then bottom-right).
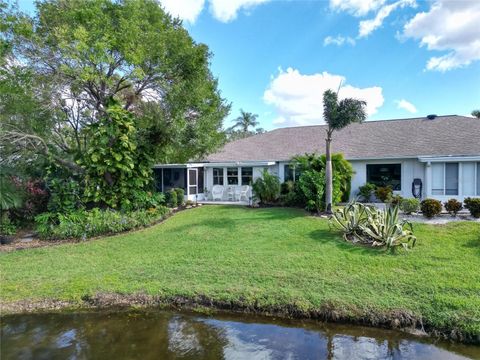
<box><xmin>1</xmin><ymin>292</ymin><xmax>478</xmax><ymax>345</ymax></box>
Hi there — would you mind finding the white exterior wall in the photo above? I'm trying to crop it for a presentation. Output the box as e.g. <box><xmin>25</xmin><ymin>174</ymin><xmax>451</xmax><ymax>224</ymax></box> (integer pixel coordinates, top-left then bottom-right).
<box><xmin>350</xmin><ymin>158</ymin><xmax>425</xmax><ymax>200</ymax></box>
<box><xmin>163</xmin><ymin>157</ymin><xmax>480</xmax><ymax>203</ymax></box>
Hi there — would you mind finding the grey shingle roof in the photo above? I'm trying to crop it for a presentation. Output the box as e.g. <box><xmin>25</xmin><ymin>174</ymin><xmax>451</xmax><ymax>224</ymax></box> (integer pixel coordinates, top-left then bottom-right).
<box><xmin>204</xmin><ymin>115</ymin><xmax>480</xmax><ymax>162</ymax></box>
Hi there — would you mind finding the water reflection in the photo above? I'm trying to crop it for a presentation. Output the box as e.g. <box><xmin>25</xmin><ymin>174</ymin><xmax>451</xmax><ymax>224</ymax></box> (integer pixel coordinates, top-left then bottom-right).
<box><xmin>1</xmin><ymin>311</ymin><xmax>478</xmax><ymax>360</ymax></box>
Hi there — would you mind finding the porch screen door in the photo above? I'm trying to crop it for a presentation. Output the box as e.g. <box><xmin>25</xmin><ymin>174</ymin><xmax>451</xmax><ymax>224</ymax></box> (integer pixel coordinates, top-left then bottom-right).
<box><xmin>188</xmin><ymin>169</ymin><xmax>198</xmax><ymax>195</ymax></box>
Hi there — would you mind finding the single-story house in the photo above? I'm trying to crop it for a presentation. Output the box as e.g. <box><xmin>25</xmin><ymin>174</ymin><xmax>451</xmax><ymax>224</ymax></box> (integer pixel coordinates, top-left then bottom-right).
<box><xmin>153</xmin><ymin>115</ymin><xmax>480</xmax><ymax>203</ymax></box>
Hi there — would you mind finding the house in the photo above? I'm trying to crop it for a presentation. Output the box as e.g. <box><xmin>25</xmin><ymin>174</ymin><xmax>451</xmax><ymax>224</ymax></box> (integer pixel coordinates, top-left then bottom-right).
<box><xmin>153</xmin><ymin>115</ymin><xmax>480</xmax><ymax>203</ymax></box>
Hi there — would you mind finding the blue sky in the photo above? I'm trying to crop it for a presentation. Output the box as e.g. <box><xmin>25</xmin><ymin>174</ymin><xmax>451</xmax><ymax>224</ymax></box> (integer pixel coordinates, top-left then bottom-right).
<box><xmin>17</xmin><ymin>0</ymin><xmax>480</xmax><ymax>130</ymax></box>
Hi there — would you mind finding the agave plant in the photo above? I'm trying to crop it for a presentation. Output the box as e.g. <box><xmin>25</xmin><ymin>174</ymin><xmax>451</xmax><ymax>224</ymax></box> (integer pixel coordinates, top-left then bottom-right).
<box><xmin>361</xmin><ymin>206</ymin><xmax>416</xmax><ymax>250</ymax></box>
<box><xmin>330</xmin><ymin>201</ymin><xmax>371</xmax><ymax>242</ymax></box>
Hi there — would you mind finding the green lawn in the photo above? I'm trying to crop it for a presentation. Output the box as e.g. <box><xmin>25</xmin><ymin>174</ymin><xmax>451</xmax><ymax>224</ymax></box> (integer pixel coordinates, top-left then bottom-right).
<box><xmin>1</xmin><ymin>206</ymin><xmax>479</xmax><ymax>338</ymax></box>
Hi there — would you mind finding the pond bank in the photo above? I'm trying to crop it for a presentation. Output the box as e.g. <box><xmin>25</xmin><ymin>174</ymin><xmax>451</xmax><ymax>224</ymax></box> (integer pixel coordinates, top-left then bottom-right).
<box><xmin>1</xmin><ymin>292</ymin><xmax>478</xmax><ymax>345</ymax></box>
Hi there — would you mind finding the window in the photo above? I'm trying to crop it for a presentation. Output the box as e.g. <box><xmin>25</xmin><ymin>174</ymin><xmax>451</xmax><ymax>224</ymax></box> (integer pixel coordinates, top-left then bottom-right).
<box><xmin>366</xmin><ymin>164</ymin><xmax>401</xmax><ymax>190</ymax></box>
<box><xmin>284</xmin><ymin>164</ymin><xmax>301</xmax><ymax>182</ymax></box>
<box><xmin>284</xmin><ymin>165</ymin><xmax>294</xmax><ymax>182</ymax></box>
<box><xmin>241</xmin><ymin>167</ymin><xmax>253</xmax><ymax>185</ymax></box>
<box><xmin>198</xmin><ymin>167</ymin><xmax>204</xmax><ymax>192</ymax></box>
<box><xmin>445</xmin><ymin>163</ymin><xmax>459</xmax><ymax>195</ymax></box>
<box><xmin>227</xmin><ymin>167</ymin><xmax>238</xmax><ymax>185</ymax></box>
<box><xmin>432</xmin><ymin>162</ymin><xmax>459</xmax><ymax>196</ymax></box>
<box><xmin>213</xmin><ymin>168</ymin><xmax>223</xmax><ymax>185</ymax></box>
<box><xmin>477</xmin><ymin>162</ymin><xmax>480</xmax><ymax>196</ymax></box>
<box><xmin>462</xmin><ymin>162</ymin><xmax>476</xmax><ymax>195</ymax></box>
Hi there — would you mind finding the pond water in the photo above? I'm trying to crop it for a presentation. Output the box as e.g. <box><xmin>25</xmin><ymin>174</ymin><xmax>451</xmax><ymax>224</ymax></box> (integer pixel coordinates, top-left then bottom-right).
<box><xmin>1</xmin><ymin>311</ymin><xmax>478</xmax><ymax>360</ymax></box>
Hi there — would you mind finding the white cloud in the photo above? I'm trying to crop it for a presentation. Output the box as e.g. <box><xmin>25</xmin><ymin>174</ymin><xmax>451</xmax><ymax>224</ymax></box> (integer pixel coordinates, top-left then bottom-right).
<box><xmin>359</xmin><ymin>0</ymin><xmax>415</xmax><ymax>38</ymax></box>
<box><xmin>329</xmin><ymin>0</ymin><xmax>386</xmax><ymax>16</ymax></box>
<box><xmin>159</xmin><ymin>0</ymin><xmax>205</xmax><ymax>23</ymax></box>
<box><xmin>209</xmin><ymin>0</ymin><xmax>269</xmax><ymax>22</ymax></box>
<box><xmin>159</xmin><ymin>0</ymin><xmax>269</xmax><ymax>23</ymax></box>
<box><xmin>264</xmin><ymin>68</ymin><xmax>384</xmax><ymax>127</ymax></box>
<box><xmin>402</xmin><ymin>0</ymin><xmax>480</xmax><ymax>71</ymax></box>
<box><xmin>324</xmin><ymin>35</ymin><xmax>356</xmax><ymax>46</ymax></box>
<box><xmin>395</xmin><ymin>99</ymin><xmax>417</xmax><ymax>113</ymax></box>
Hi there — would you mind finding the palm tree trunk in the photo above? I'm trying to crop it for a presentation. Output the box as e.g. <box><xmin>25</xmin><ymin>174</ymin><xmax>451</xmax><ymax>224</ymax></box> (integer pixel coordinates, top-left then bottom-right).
<box><xmin>325</xmin><ymin>134</ymin><xmax>333</xmax><ymax>214</ymax></box>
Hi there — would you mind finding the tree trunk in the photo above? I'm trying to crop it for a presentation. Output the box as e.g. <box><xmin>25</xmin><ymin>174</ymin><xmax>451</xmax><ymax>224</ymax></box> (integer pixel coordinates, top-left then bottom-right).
<box><xmin>325</xmin><ymin>134</ymin><xmax>333</xmax><ymax>214</ymax></box>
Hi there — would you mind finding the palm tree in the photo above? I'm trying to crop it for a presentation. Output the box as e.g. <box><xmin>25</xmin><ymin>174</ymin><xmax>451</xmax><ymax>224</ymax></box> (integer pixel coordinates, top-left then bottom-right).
<box><xmin>323</xmin><ymin>89</ymin><xmax>367</xmax><ymax>213</ymax></box>
<box><xmin>472</xmin><ymin>109</ymin><xmax>480</xmax><ymax>119</ymax></box>
<box><xmin>229</xmin><ymin>109</ymin><xmax>259</xmax><ymax>133</ymax></box>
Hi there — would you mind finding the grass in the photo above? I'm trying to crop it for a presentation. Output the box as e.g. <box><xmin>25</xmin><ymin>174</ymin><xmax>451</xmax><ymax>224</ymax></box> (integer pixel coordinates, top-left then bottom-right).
<box><xmin>1</xmin><ymin>206</ymin><xmax>479</xmax><ymax>339</ymax></box>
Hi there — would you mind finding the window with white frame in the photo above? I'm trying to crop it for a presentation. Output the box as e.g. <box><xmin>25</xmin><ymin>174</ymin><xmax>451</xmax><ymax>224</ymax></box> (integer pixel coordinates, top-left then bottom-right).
<box><xmin>213</xmin><ymin>168</ymin><xmax>223</xmax><ymax>185</ymax></box>
<box><xmin>432</xmin><ymin>162</ymin><xmax>459</xmax><ymax>195</ymax></box>
<box><xmin>284</xmin><ymin>164</ymin><xmax>302</xmax><ymax>182</ymax></box>
<box><xmin>227</xmin><ymin>167</ymin><xmax>238</xmax><ymax>185</ymax></box>
<box><xmin>241</xmin><ymin>167</ymin><xmax>253</xmax><ymax>185</ymax></box>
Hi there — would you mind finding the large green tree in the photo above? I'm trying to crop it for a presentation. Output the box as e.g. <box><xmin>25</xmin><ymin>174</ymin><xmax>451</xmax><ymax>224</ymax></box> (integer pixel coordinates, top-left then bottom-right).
<box><xmin>323</xmin><ymin>90</ymin><xmax>366</xmax><ymax>213</ymax></box>
<box><xmin>1</xmin><ymin>0</ymin><xmax>229</xmax><ymax>174</ymax></box>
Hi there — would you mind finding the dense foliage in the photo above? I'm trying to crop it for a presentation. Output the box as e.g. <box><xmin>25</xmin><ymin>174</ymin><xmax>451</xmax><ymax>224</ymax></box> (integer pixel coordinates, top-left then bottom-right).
<box><xmin>252</xmin><ymin>170</ymin><xmax>281</xmax><ymax>204</ymax></box>
<box><xmin>1</xmin><ymin>0</ymin><xmax>229</xmax><ymax>218</ymax></box>
<box><xmin>464</xmin><ymin>197</ymin><xmax>480</xmax><ymax>218</ymax></box>
<box><xmin>330</xmin><ymin>202</ymin><xmax>416</xmax><ymax>250</ymax></box>
<box><xmin>35</xmin><ymin>207</ymin><xmax>170</xmax><ymax>240</ymax></box>
<box><xmin>444</xmin><ymin>199</ymin><xmax>463</xmax><ymax>217</ymax></box>
<box><xmin>79</xmin><ymin>101</ymin><xmax>153</xmax><ymax>209</ymax></box>
<box><xmin>420</xmin><ymin>198</ymin><xmax>442</xmax><ymax>218</ymax></box>
<box><xmin>290</xmin><ymin>153</ymin><xmax>351</xmax><ymax>212</ymax></box>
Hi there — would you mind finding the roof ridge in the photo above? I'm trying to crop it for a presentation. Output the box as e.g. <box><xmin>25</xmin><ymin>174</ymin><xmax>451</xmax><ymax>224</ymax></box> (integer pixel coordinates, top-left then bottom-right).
<box><xmin>269</xmin><ymin>114</ymin><xmax>465</xmax><ymax>131</ymax></box>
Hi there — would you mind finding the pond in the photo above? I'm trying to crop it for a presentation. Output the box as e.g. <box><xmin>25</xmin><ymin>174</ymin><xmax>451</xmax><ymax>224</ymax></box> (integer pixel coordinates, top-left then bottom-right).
<box><xmin>1</xmin><ymin>311</ymin><xmax>478</xmax><ymax>359</ymax></box>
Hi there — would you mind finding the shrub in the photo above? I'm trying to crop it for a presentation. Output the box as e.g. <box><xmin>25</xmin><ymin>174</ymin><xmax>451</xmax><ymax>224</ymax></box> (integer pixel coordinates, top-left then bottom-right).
<box><xmin>375</xmin><ymin>186</ymin><xmax>393</xmax><ymax>203</ymax></box>
<box><xmin>360</xmin><ymin>206</ymin><xmax>416</xmax><ymax>250</ymax></box>
<box><xmin>126</xmin><ymin>191</ymin><xmax>165</xmax><ymax>211</ymax></box>
<box><xmin>388</xmin><ymin>194</ymin><xmax>403</xmax><ymax>207</ymax></box>
<box><xmin>293</xmin><ymin>153</ymin><xmax>353</xmax><ymax>202</ymax></box>
<box><xmin>35</xmin><ymin>207</ymin><xmax>170</xmax><ymax>240</ymax></box>
<box><xmin>252</xmin><ymin>169</ymin><xmax>281</xmax><ymax>204</ymax></box>
<box><xmin>47</xmin><ymin>178</ymin><xmax>82</xmax><ymax>213</ymax></box>
<box><xmin>174</xmin><ymin>188</ymin><xmax>185</xmax><ymax>206</ymax></box>
<box><xmin>0</xmin><ymin>215</ymin><xmax>17</xmax><ymax>236</ymax></box>
<box><xmin>298</xmin><ymin>170</ymin><xmax>325</xmax><ymax>213</ymax></box>
<box><xmin>165</xmin><ymin>189</ymin><xmax>178</xmax><ymax>208</ymax></box>
<box><xmin>330</xmin><ymin>201</ymin><xmax>416</xmax><ymax>250</ymax></box>
<box><xmin>420</xmin><ymin>198</ymin><xmax>442</xmax><ymax>218</ymax></box>
<box><xmin>330</xmin><ymin>202</ymin><xmax>370</xmax><ymax>241</ymax></box>
<box><xmin>444</xmin><ymin>198</ymin><xmax>463</xmax><ymax>217</ymax></box>
<box><xmin>400</xmin><ymin>198</ymin><xmax>420</xmax><ymax>215</ymax></box>
<box><xmin>464</xmin><ymin>197</ymin><xmax>480</xmax><ymax>218</ymax></box>
<box><xmin>358</xmin><ymin>183</ymin><xmax>376</xmax><ymax>202</ymax></box>
<box><xmin>185</xmin><ymin>200</ymin><xmax>194</xmax><ymax>206</ymax></box>
<box><xmin>279</xmin><ymin>181</ymin><xmax>305</xmax><ymax>207</ymax></box>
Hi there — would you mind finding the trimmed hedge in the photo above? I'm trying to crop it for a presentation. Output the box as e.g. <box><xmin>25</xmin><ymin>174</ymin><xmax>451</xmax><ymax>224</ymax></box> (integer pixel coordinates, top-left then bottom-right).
<box><xmin>420</xmin><ymin>198</ymin><xmax>442</xmax><ymax>218</ymax></box>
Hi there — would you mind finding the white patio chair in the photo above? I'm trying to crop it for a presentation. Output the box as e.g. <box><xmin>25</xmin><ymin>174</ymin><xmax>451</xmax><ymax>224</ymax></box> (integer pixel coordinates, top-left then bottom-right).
<box><xmin>239</xmin><ymin>185</ymin><xmax>250</xmax><ymax>201</ymax></box>
<box><xmin>226</xmin><ymin>186</ymin><xmax>235</xmax><ymax>201</ymax></box>
<box><xmin>211</xmin><ymin>185</ymin><xmax>224</xmax><ymax>201</ymax></box>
